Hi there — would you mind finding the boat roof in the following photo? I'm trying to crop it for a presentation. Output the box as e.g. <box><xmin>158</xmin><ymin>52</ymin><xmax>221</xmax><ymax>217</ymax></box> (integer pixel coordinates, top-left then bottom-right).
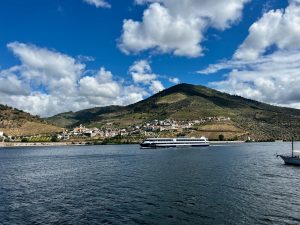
<box><xmin>146</xmin><ymin>137</ymin><xmax>207</xmax><ymax>140</ymax></box>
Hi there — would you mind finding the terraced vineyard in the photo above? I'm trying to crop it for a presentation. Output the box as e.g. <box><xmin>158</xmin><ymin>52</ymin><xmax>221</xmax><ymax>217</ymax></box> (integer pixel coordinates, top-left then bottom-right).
<box><xmin>0</xmin><ymin>105</ymin><xmax>61</xmax><ymax>136</ymax></box>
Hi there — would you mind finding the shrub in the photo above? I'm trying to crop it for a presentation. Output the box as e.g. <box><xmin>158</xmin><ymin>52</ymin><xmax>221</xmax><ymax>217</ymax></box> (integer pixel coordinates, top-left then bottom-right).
<box><xmin>21</xmin><ymin>138</ymin><xmax>29</xmax><ymax>142</ymax></box>
<box><xmin>51</xmin><ymin>135</ymin><xmax>59</xmax><ymax>142</ymax></box>
<box><xmin>218</xmin><ymin>134</ymin><xmax>225</xmax><ymax>141</ymax></box>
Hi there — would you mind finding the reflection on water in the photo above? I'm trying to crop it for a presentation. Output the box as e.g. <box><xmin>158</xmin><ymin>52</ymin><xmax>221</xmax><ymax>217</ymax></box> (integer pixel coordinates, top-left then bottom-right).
<box><xmin>0</xmin><ymin>143</ymin><xmax>300</xmax><ymax>224</ymax></box>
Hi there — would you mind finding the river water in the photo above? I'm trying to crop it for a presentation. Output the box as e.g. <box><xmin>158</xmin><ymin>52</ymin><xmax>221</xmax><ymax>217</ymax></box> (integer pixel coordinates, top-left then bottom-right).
<box><xmin>0</xmin><ymin>142</ymin><xmax>300</xmax><ymax>225</ymax></box>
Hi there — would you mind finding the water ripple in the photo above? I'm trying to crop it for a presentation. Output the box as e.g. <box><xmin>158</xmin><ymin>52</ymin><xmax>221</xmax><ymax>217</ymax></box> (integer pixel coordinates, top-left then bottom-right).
<box><xmin>1</xmin><ymin>143</ymin><xmax>300</xmax><ymax>224</ymax></box>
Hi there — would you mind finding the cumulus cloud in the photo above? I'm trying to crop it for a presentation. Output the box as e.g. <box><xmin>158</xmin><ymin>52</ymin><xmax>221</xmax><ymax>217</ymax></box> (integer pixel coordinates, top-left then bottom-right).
<box><xmin>7</xmin><ymin>42</ymin><xmax>85</xmax><ymax>96</ymax></box>
<box><xmin>83</xmin><ymin>0</ymin><xmax>111</xmax><ymax>8</ymax></box>
<box><xmin>168</xmin><ymin>77</ymin><xmax>180</xmax><ymax>84</ymax></box>
<box><xmin>79</xmin><ymin>68</ymin><xmax>121</xmax><ymax>100</ymax></box>
<box><xmin>119</xmin><ymin>0</ymin><xmax>249</xmax><ymax>57</ymax></box>
<box><xmin>199</xmin><ymin>1</ymin><xmax>300</xmax><ymax>109</ymax></box>
<box><xmin>208</xmin><ymin>50</ymin><xmax>300</xmax><ymax>108</ymax></box>
<box><xmin>0</xmin><ymin>42</ymin><xmax>153</xmax><ymax>117</ymax></box>
<box><xmin>150</xmin><ymin>80</ymin><xmax>164</xmax><ymax>93</ymax></box>
<box><xmin>129</xmin><ymin>60</ymin><xmax>164</xmax><ymax>93</ymax></box>
<box><xmin>129</xmin><ymin>60</ymin><xmax>157</xmax><ymax>84</ymax></box>
<box><xmin>0</xmin><ymin>67</ymin><xmax>30</xmax><ymax>95</ymax></box>
<box><xmin>234</xmin><ymin>0</ymin><xmax>300</xmax><ymax>60</ymax></box>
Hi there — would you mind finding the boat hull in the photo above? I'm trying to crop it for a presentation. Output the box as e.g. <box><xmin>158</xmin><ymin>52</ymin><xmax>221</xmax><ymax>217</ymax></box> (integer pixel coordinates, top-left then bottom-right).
<box><xmin>140</xmin><ymin>143</ymin><xmax>210</xmax><ymax>149</ymax></box>
<box><xmin>278</xmin><ymin>155</ymin><xmax>300</xmax><ymax>165</ymax></box>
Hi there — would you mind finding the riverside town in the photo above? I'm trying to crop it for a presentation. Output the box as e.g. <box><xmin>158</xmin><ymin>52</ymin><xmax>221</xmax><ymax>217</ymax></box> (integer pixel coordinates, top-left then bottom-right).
<box><xmin>0</xmin><ymin>117</ymin><xmax>232</xmax><ymax>144</ymax></box>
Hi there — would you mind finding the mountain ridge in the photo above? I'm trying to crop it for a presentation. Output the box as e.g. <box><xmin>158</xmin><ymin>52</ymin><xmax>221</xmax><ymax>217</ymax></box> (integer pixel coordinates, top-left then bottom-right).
<box><xmin>46</xmin><ymin>83</ymin><xmax>300</xmax><ymax>140</ymax></box>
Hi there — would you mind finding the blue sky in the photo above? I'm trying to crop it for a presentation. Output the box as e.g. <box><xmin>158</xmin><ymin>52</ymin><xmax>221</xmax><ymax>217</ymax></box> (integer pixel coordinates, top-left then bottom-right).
<box><xmin>0</xmin><ymin>0</ymin><xmax>299</xmax><ymax>116</ymax></box>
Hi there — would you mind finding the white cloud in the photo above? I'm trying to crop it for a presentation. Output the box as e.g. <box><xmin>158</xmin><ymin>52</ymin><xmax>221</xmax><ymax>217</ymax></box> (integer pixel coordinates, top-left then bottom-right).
<box><xmin>135</xmin><ymin>0</ymin><xmax>162</xmax><ymax>4</ymax></box>
<box><xmin>77</xmin><ymin>55</ymin><xmax>95</xmax><ymax>63</ymax></box>
<box><xmin>210</xmin><ymin>50</ymin><xmax>300</xmax><ymax>106</ymax></box>
<box><xmin>132</xmin><ymin>73</ymin><xmax>157</xmax><ymax>84</ymax></box>
<box><xmin>150</xmin><ymin>80</ymin><xmax>164</xmax><ymax>93</ymax></box>
<box><xmin>129</xmin><ymin>60</ymin><xmax>157</xmax><ymax>84</ymax></box>
<box><xmin>129</xmin><ymin>59</ymin><xmax>151</xmax><ymax>74</ymax></box>
<box><xmin>119</xmin><ymin>0</ymin><xmax>249</xmax><ymax>57</ymax></box>
<box><xmin>200</xmin><ymin>1</ymin><xmax>300</xmax><ymax>109</ymax></box>
<box><xmin>234</xmin><ymin>0</ymin><xmax>300</xmax><ymax>60</ymax></box>
<box><xmin>83</xmin><ymin>0</ymin><xmax>111</xmax><ymax>8</ymax></box>
<box><xmin>115</xmin><ymin>85</ymin><xmax>147</xmax><ymax>106</ymax></box>
<box><xmin>79</xmin><ymin>68</ymin><xmax>121</xmax><ymax>99</ymax></box>
<box><xmin>0</xmin><ymin>67</ymin><xmax>30</xmax><ymax>95</ymax></box>
<box><xmin>0</xmin><ymin>43</ymin><xmax>154</xmax><ymax>117</ymax></box>
<box><xmin>129</xmin><ymin>59</ymin><xmax>165</xmax><ymax>94</ymax></box>
<box><xmin>7</xmin><ymin>42</ymin><xmax>85</xmax><ymax>96</ymax></box>
<box><xmin>168</xmin><ymin>77</ymin><xmax>180</xmax><ymax>84</ymax></box>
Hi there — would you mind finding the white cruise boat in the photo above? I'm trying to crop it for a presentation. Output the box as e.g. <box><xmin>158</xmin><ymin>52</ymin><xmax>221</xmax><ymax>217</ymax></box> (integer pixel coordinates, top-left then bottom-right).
<box><xmin>140</xmin><ymin>137</ymin><xmax>209</xmax><ymax>148</ymax></box>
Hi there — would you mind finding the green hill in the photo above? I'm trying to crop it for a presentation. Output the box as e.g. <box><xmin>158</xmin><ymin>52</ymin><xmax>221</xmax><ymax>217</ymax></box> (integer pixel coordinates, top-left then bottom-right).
<box><xmin>46</xmin><ymin>83</ymin><xmax>300</xmax><ymax>140</ymax></box>
<box><xmin>0</xmin><ymin>104</ymin><xmax>61</xmax><ymax>136</ymax></box>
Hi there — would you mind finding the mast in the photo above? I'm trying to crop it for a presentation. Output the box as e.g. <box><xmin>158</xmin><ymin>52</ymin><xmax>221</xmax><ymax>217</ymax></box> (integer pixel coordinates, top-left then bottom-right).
<box><xmin>292</xmin><ymin>137</ymin><xmax>294</xmax><ymax>157</ymax></box>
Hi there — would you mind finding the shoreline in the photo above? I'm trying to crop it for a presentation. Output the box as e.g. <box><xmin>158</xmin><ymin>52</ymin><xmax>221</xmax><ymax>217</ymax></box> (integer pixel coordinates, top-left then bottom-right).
<box><xmin>0</xmin><ymin>140</ymin><xmax>246</xmax><ymax>148</ymax></box>
<box><xmin>0</xmin><ymin>142</ymin><xmax>87</xmax><ymax>148</ymax></box>
<box><xmin>1</xmin><ymin>140</ymin><xmax>289</xmax><ymax>148</ymax></box>
<box><xmin>210</xmin><ymin>141</ymin><xmax>244</xmax><ymax>144</ymax></box>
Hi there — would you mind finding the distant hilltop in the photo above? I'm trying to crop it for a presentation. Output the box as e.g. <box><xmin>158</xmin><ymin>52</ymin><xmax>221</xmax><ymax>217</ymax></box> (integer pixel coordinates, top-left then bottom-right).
<box><xmin>44</xmin><ymin>83</ymin><xmax>300</xmax><ymax>141</ymax></box>
<box><xmin>0</xmin><ymin>104</ymin><xmax>61</xmax><ymax>137</ymax></box>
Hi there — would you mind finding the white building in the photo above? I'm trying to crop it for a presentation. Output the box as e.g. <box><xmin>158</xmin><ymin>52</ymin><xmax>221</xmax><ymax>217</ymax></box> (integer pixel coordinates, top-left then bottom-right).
<box><xmin>0</xmin><ymin>131</ymin><xmax>3</xmax><ymax>137</ymax></box>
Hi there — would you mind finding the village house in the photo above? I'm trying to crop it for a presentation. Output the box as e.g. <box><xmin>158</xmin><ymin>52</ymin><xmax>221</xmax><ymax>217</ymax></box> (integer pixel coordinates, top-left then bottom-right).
<box><xmin>57</xmin><ymin>116</ymin><xmax>233</xmax><ymax>140</ymax></box>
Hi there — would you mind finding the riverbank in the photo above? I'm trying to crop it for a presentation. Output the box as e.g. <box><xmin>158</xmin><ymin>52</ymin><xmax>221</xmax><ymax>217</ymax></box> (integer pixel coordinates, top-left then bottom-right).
<box><xmin>210</xmin><ymin>141</ymin><xmax>244</xmax><ymax>144</ymax></box>
<box><xmin>0</xmin><ymin>142</ymin><xmax>88</xmax><ymax>148</ymax></box>
<box><xmin>0</xmin><ymin>140</ymin><xmax>246</xmax><ymax>148</ymax></box>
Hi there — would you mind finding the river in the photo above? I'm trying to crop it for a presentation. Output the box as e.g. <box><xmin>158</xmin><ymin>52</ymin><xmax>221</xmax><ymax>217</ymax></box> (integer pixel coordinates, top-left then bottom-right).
<box><xmin>0</xmin><ymin>142</ymin><xmax>299</xmax><ymax>224</ymax></box>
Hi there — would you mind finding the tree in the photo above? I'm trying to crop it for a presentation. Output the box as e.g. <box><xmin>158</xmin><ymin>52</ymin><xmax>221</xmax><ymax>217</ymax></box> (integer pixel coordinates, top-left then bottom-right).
<box><xmin>218</xmin><ymin>134</ymin><xmax>224</xmax><ymax>141</ymax></box>
<box><xmin>51</xmin><ymin>135</ymin><xmax>59</xmax><ymax>142</ymax></box>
